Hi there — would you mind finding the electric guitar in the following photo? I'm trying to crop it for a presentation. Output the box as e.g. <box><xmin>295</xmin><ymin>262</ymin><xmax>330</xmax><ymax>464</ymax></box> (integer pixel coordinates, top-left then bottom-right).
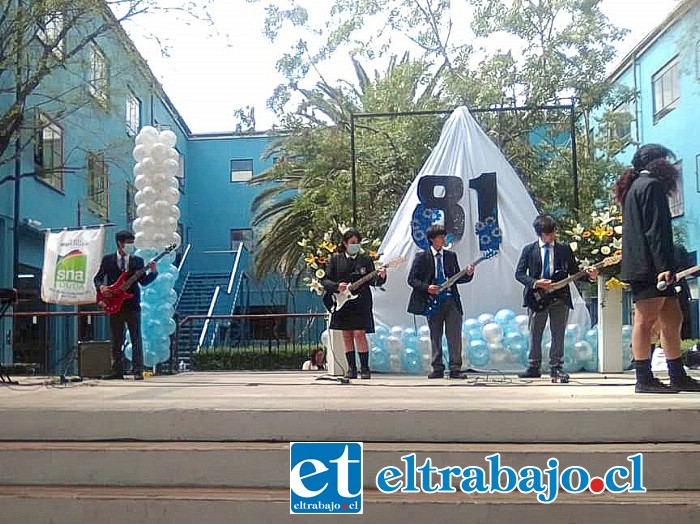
<box><xmin>323</xmin><ymin>256</ymin><xmax>406</xmax><ymax>313</ymax></box>
<box><xmin>97</xmin><ymin>244</ymin><xmax>176</xmax><ymax>315</ymax></box>
<box><xmin>657</xmin><ymin>263</ymin><xmax>700</xmax><ymax>291</ymax></box>
<box><xmin>423</xmin><ymin>250</ymin><xmax>498</xmax><ymax>317</ymax></box>
<box><xmin>525</xmin><ymin>254</ymin><xmax>621</xmax><ymax>312</ymax></box>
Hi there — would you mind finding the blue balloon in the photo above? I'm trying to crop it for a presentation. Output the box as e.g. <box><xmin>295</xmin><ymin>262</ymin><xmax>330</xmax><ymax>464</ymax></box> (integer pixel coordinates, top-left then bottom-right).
<box><xmin>585</xmin><ymin>351</ymin><xmax>599</xmax><ymax>372</ymax></box>
<box><xmin>468</xmin><ymin>326</ymin><xmax>483</xmax><ymax>341</ymax></box>
<box><xmin>563</xmin><ymin>350</ymin><xmax>581</xmax><ymax>373</ymax></box>
<box><xmin>584</xmin><ymin>327</ymin><xmax>599</xmax><ymax>351</ymax></box>
<box><xmin>401</xmin><ymin>348</ymin><xmax>421</xmax><ymax>374</ymax></box>
<box><xmin>565</xmin><ymin>324</ymin><xmax>581</xmax><ymax>345</ymax></box>
<box><xmin>370</xmin><ymin>346</ymin><xmax>390</xmax><ymax>372</ymax></box>
<box><xmin>375</xmin><ymin>325</ymin><xmax>390</xmax><ymax>338</ymax></box>
<box><xmin>468</xmin><ymin>340</ymin><xmax>490</xmax><ymax>367</ymax></box>
<box><xmin>518</xmin><ymin>347</ymin><xmax>530</xmax><ymax>368</ymax></box>
<box><xmin>504</xmin><ymin>331</ymin><xmax>526</xmax><ymax>352</ymax></box>
<box><xmin>494</xmin><ymin>309</ymin><xmax>516</xmax><ymax>327</ymax></box>
<box><xmin>463</xmin><ymin>318</ymin><xmax>481</xmax><ymax>333</ymax></box>
<box><xmin>402</xmin><ymin>327</ymin><xmax>417</xmax><ymax>343</ymax></box>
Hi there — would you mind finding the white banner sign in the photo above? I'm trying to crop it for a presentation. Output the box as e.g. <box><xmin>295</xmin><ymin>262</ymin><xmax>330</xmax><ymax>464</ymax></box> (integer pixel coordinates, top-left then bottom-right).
<box><xmin>41</xmin><ymin>228</ymin><xmax>105</xmax><ymax>305</ymax></box>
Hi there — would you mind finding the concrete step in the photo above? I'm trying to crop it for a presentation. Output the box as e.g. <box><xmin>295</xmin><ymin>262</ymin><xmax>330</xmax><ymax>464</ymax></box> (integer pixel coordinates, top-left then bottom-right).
<box><xmin>0</xmin><ymin>442</ymin><xmax>697</xmax><ymax>490</ymax></box>
<box><xmin>1</xmin><ymin>486</ymin><xmax>698</xmax><ymax>524</ymax></box>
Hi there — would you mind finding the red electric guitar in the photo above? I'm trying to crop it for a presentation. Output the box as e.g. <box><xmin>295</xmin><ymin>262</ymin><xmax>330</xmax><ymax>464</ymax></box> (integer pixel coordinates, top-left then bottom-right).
<box><xmin>97</xmin><ymin>244</ymin><xmax>176</xmax><ymax>315</ymax></box>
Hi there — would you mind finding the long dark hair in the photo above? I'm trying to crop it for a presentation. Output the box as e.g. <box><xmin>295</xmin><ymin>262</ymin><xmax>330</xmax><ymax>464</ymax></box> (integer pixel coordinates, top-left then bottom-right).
<box><xmin>612</xmin><ymin>144</ymin><xmax>678</xmax><ymax>205</ymax></box>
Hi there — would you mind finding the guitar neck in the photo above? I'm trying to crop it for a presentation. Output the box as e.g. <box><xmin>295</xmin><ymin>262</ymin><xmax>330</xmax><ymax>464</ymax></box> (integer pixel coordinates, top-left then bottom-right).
<box><xmin>349</xmin><ymin>267</ymin><xmax>383</xmax><ymax>292</ymax></box>
<box><xmin>120</xmin><ymin>250</ymin><xmax>169</xmax><ymax>289</ymax></box>
<box><xmin>676</xmin><ymin>264</ymin><xmax>700</xmax><ymax>281</ymax></box>
<box><xmin>551</xmin><ymin>259</ymin><xmax>609</xmax><ymax>290</ymax></box>
<box><xmin>437</xmin><ymin>256</ymin><xmax>487</xmax><ymax>291</ymax></box>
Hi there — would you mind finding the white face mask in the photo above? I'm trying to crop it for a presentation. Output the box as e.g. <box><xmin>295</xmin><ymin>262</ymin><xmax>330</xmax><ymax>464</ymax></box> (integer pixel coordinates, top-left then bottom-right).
<box><xmin>346</xmin><ymin>244</ymin><xmax>362</xmax><ymax>256</ymax></box>
<box><xmin>123</xmin><ymin>243</ymin><xmax>136</xmax><ymax>255</ymax></box>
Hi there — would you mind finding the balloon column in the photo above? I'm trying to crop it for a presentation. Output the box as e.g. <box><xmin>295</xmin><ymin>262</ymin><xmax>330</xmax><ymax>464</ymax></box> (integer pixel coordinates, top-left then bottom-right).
<box><xmin>127</xmin><ymin>126</ymin><xmax>182</xmax><ymax>369</ymax></box>
<box><xmin>320</xmin><ymin>309</ymin><xmax>634</xmax><ymax>374</ymax></box>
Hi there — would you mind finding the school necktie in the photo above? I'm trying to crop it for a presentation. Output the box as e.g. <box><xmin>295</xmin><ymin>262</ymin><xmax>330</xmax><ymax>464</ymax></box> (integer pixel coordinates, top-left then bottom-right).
<box><xmin>436</xmin><ymin>252</ymin><xmax>446</xmax><ymax>284</ymax></box>
<box><xmin>119</xmin><ymin>256</ymin><xmax>126</xmax><ymax>272</ymax></box>
<box><xmin>543</xmin><ymin>245</ymin><xmax>551</xmax><ymax>278</ymax></box>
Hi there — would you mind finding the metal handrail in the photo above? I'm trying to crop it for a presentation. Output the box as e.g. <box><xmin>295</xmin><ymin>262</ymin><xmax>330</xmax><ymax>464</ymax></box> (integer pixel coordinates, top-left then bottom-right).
<box><xmin>197</xmin><ymin>285</ymin><xmax>221</xmax><ymax>351</ymax></box>
<box><xmin>227</xmin><ymin>243</ymin><xmax>246</xmax><ymax>294</ymax></box>
<box><xmin>177</xmin><ymin>243</ymin><xmax>192</xmax><ymax>272</ymax></box>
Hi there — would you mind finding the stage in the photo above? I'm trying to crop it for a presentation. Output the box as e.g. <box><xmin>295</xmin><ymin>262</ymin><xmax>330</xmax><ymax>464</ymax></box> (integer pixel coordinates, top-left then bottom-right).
<box><xmin>1</xmin><ymin>371</ymin><xmax>699</xmax><ymax>523</ymax></box>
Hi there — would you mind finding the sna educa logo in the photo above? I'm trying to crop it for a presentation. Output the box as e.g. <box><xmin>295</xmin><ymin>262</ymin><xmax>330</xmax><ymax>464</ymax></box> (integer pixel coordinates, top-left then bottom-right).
<box><xmin>55</xmin><ymin>250</ymin><xmax>87</xmax><ymax>290</ymax></box>
<box><xmin>289</xmin><ymin>442</ymin><xmax>363</xmax><ymax>514</ymax></box>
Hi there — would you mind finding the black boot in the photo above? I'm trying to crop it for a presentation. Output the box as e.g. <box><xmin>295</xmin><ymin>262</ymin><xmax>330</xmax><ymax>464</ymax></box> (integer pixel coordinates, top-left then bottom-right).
<box><xmin>518</xmin><ymin>365</ymin><xmax>541</xmax><ymax>378</ymax></box>
<box><xmin>345</xmin><ymin>351</ymin><xmax>358</xmax><ymax>379</ymax></box>
<box><xmin>634</xmin><ymin>359</ymin><xmax>677</xmax><ymax>394</ymax></box>
<box><xmin>550</xmin><ymin>366</ymin><xmax>569</xmax><ymax>384</ymax></box>
<box><xmin>358</xmin><ymin>351</ymin><xmax>371</xmax><ymax>379</ymax></box>
<box><xmin>667</xmin><ymin>357</ymin><xmax>700</xmax><ymax>391</ymax></box>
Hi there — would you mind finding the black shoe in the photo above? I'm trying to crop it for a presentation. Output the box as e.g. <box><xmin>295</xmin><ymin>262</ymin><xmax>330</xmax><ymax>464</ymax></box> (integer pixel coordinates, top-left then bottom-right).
<box><xmin>670</xmin><ymin>375</ymin><xmax>700</xmax><ymax>392</ymax></box>
<box><xmin>134</xmin><ymin>372</ymin><xmax>144</xmax><ymax>381</ymax></box>
<box><xmin>550</xmin><ymin>366</ymin><xmax>569</xmax><ymax>384</ymax></box>
<box><xmin>449</xmin><ymin>370</ymin><xmax>464</xmax><ymax>379</ymax></box>
<box><xmin>635</xmin><ymin>377</ymin><xmax>679</xmax><ymax>394</ymax></box>
<box><xmin>345</xmin><ymin>368</ymin><xmax>358</xmax><ymax>379</ymax></box>
<box><xmin>360</xmin><ymin>367</ymin><xmax>371</xmax><ymax>379</ymax></box>
<box><xmin>518</xmin><ymin>366</ymin><xmax>541</xmax><ymax>379</ymax></box>
<box><xmin>428</xmin><ymin>370</ymin><xmax>445</xmax><ymax>379</ymax></box>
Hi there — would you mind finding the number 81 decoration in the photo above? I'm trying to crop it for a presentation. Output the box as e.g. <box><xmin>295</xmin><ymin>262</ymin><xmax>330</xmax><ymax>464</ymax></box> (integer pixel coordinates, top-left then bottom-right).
<box><xmin>410</xmin><ymin>172</ymin><xmax>502</xmax><ymax>252</ymax></box>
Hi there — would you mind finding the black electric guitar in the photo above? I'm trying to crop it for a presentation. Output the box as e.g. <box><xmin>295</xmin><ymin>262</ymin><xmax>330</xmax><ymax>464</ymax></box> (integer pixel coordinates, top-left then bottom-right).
<box><xmin>525</xmin><ymin>254</ymin><xmax>621</xmax><ymax>312</ymax></box>
<box><xmin>657</xmin><ymin>263</ymin><xmax>700</xmax><ymax>291</ymax></box>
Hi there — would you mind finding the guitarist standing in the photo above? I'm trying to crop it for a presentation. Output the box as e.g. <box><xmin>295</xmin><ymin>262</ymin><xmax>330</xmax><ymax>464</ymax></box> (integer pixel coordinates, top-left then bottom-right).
<box><xmin>322</xmin><ymin>230</ymin><xmax>386</xmax><ymax>379</ymax></box>
<box><xmin>94</xmin><ymin>230</ymin><xmax>158</xmax><ymax>380</ymax></box>
<box><xmin>407</xmin><ymin>225</ymin><xmax>474</xmax><ymax>379</ymax></box>
<box><xmin>516</xmin><ymin>215</ymin><xmax>598</xmax><ymax>381</ymax></box>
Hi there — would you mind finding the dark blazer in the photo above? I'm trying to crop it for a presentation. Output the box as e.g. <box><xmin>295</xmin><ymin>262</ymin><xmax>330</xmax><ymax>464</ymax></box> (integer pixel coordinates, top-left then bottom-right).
<box><xmin>407</xmin><ymin>249</ymin><xmax>472</xmax><ymax>316</ymax></box>
<box><xmin>620</xmin><ymin>174</ymin><xmax>674</xmax><ymax>282</ymax></box>
<box><xmin>515</xmin><ymin>241</ymin><xmax>578</xmax><ymax>309</ymax></box>
<box><xmin>94</xmin><ymin>254</ymin><xmax>157</xmax><ymax>312</ymax></box>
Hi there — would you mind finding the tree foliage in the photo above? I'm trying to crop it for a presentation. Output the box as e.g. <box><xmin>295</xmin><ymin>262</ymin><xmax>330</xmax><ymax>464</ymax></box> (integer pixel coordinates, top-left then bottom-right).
<box><xmin>247</xmin><ymin>0</ymin><xmax>636</xmax><ymax>278</ymax></box>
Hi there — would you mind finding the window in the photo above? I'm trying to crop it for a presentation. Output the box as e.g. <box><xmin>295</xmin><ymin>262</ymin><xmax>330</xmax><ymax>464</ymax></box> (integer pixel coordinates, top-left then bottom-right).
<box><xmin>230</xmin><ymin>159</ymin><xmax>253</xmax><ymax>182</ymax></box>
<box><xmin>231</xmin><ymin>229</ymin><xmax>253</xmax><ymax>251</ymax></box>
<box><xmin>88</xmin><ymin>43</ymin><xmax>109</xmax><ymax>104</ymax></box>
<box><xmin>607</xmin><ymin>104</ymin><xmax>633</xmax><ymax>146</ymax></box>
<box><xmin>669</xmin><ymin>160</ymin><xmax>684</xmax><ymax>218</ymax></box>
<box><xmin>175</xmin><ymin>149</ymin><xmax>185</xmax><ymax>192</ymax></box>
<box><xmin>652</xmin><ymin>57</ymin><xmax>680</xmax><ymax>122</ymax></box>
<box><xmin>34</xmin><ymin>112</ymin><xmax>64</xmax><ymax>191</ymax></box>
<box><xmin>37</xmin><ymin>12</ymin><xmax>64</xmax><ymax>57</ymax></box>
<box><xmin>126</xmin><ymin>91</ymin><xmax>140</xmax><ymax>136</ymax></box>
<box><xmin>87</xmin><ymin>152</ymin><xmax>109</xmax><ymax>219</ymax></box>
<box><xmin>126</xmin><ymin>183</ymin><xmax>136</xmax><ymax>226</ymax></box>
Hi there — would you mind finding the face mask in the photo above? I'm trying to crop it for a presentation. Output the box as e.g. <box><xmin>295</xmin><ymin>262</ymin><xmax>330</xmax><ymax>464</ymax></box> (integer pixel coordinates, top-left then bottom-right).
<box><xmin>124</xmin><ymin>244</ymin><xmax>136</xmax><ymax>255</ymax></box>
<box><xmin>346</xmin><ymin>244</ymin><xmax>362</xmax><ymax>256</ymax></box>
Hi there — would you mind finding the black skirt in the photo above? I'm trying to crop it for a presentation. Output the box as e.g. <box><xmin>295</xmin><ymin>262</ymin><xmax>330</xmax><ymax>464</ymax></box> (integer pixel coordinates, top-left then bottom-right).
<box><xmin>329</xmin><ymin>288</ymin><xmax>376</xmax><ymax>333</ymax></box>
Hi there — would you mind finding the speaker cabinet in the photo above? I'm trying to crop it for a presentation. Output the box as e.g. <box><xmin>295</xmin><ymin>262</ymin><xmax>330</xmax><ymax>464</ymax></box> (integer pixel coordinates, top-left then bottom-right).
<box><xmin>78</xmin><ymin>341</ymin><xmax>112</xmax><ymax>378</ymax></box>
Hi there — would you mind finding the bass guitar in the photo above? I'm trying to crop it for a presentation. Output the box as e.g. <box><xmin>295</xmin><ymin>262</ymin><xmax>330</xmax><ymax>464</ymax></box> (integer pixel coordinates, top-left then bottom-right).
<box><xmin>525</xmin><ymin>254</ymin><xmax>621</xmax><ymax>312</ymax></box>
<box><xmin>323</xmin><ymin>256</ymin><xmax>406</xmax><ymax>313</ymax></box>
<box><xmin>657</xmin><ymin>263</ymin><xmax>700</xmax><ymax>291</ymax></box>
<box><xmin>97</xmin><ymin>244</ymin><xmax>177</xmax><ymax>315</ymax></box>
<box><xmin>423</xmin><ymin>250</ymin><xmax>498</xmax><ymax>317</ymax></box>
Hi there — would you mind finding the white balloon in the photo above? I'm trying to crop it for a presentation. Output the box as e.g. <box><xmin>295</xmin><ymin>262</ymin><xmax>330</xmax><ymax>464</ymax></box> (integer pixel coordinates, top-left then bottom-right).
<box><xmin>152</xmin><ymin>200</ymin><xmax>171</xmax><ymax>216</ymax></box>
<box><xmin>135</xmin><ymin>175</ymin><xmax>149</xmax><ymax>191</ymax></box>
<box><xmin>152</xmin><ymin>233</ymin><xmax>167</xmax><ymax>246</ymax></box>
<box><xmin>482</xmin><ymin>323</ymin><xmax>504</xmax><ymax>344</ymax></box>
<box><xmin>168</xmin><ymin>205</ymin><xmax>181</xmax><ymax>221</ymax></box>
<box><xmin>140</xmin><ymin>216</ymin><xmax>156</xmax><ymax>229</ymax></box>
<box><xmin>134</xmin><ymin>232</ymin><xmax>147</xmax><ymax>248</ymax></box>
<box><xmin>136</xmin><ymin>126</ymin><xmax>160</xmax><ymax>147</ymax></box>
<box><xmin>167</xmin><ymin>148</ymin><xmax>179</xmax><ymax>160</ymax></box>
<box><xmin>134</xmin><ymin>191</ymin><xmax>147</xmax><ymax>206</ymax></box>
<box><xmin>162</xmin><ymin>158</ymin><xmax>179</xmax><ymax>175</ymax></box>
<box><xmin>140</xmin><ymin>157</ymin><xmax>157</xmax><ymax>174</ymax></box>
<box><xmin>138</xmin><ymin>187</ymin><xmax>158</xmax><ymax>204</ymax></box>
<box><xmin>136</xmin><ymin>203</ymin><xmax>154</xmax><ymax>217</ymax></box>
<box><xmin>132</xmin><ymin>145</ymin><xmax>148</xmax><ymax>162</ymax></box>
<box><xmin>163</xmin><ymin>187</ymin><xmax>180</xmax><ymax>205</ymax></box>
<box><xmin>170</xmin><ymin>231</ymin><xmax>182</xmax><ymax>248</ymax></box>
<box><xmin>151</xmin><ymin>144</ymin><xmax>169</xmax><ymax>162</ymax></box>
<box><xmin>150</xmin><ymin>171</ymin><xmax>168</xmax><ymax>185</ymax></box>
<box><xmin>133</xmin><ymin>162</ymin><xmax>145</xmax><ymax>177</ymax></box>
<box><xmin>159</xmin><ymin>130</ymin><xmax>177</xmax><ymax>148</ymax></box>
